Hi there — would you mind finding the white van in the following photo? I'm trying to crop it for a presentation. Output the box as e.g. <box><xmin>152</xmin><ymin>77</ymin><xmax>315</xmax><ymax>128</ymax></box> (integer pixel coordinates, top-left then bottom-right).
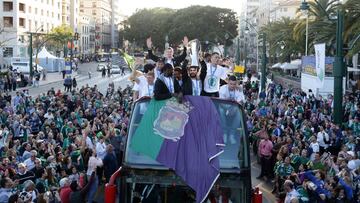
<box><xmin>11</xmin><ymin>57</ymin><xmax>44</xmax><ymax>73</ymax></box>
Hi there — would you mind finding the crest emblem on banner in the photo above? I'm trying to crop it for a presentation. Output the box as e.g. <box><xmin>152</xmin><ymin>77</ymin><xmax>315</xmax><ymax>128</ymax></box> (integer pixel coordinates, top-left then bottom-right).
<box><xmin>154</xmin><ymin>98</ymin><xmax>193</xmax><ymax>141</ymax></box>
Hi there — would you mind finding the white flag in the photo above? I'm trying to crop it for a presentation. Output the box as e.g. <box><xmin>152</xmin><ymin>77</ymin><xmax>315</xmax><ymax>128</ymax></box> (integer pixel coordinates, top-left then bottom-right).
<box><xmin>315</xmin><ymin>43</ymin><xmax>325</xmax><ymax>88</ymax></box>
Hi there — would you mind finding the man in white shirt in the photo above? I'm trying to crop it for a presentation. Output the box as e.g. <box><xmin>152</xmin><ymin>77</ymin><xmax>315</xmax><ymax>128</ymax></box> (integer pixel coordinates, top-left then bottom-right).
<box><xmin>284</xmin><ymin>180</ymin><xmax>299</xmax><ymax>203</ymax></box>
<box><xmin>200</xmin><ymin>52</ymin><xmax>228</xmax><ymax>97</ymax></box>
<box><xmin>135</xmin><ymin>72</ymin><xmax>155</xmax><ymax>98</ymax></box>
<box><xmin>96</xmin><ymin>136</ymin><xmax>107</xmax><ymax>160</ymax></box>
<box><xmin>317</xmin><ymin>126</ymin><xmax>329</xmax><ymax>154</ymax></box>
<box><xmin>219</xmin><ymin>75</ymin><xmax>245</xmax><ymax>104</ymax></box>
<box><xmin>131</xmin><ymin>64</ymin><xmax>155</xmax><ymax>100</ymax></box>
<box><xmin>218</xmin><ymin>76</ymin><xmax>242</xmax><ymax>144</ymax></box>
<box><xmin>23</xmin><ymin>150</ymin><xmax>37</xmax><ymax>171</ymax></box>
<box><xmin>310</xmin><ymin>136</ymin><xmax>320</xmax><ymax>161</ymax></box>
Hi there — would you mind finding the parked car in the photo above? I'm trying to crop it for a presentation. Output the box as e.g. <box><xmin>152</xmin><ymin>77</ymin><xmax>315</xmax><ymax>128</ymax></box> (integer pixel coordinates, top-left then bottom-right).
<box><xmin>110</xmin><ymin>65</ymin><xmax>121</xmax><ymax>74</ymax></box>
<box><xmin>97</xmin><ymin>63</ymin><xmax>107</xmax><ymax>71</ymax></box>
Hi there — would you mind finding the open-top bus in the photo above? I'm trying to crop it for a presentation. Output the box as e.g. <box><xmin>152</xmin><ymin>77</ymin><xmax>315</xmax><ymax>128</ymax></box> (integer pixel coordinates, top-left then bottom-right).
<box><xmin>119</xmin><ymin>97</ymin><xmax>252</xmax><ymax>203</ymax></box>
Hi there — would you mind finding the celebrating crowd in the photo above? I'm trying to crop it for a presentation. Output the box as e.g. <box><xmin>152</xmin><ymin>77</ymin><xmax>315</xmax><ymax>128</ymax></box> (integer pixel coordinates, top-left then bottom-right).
<box><xmin>250</xmin><ymin>82</ymin><xmax>360</xmax><ymax>203</ymax></box>
<box><xmin>0</xmin><ymin>83</ymin><xmax>132</xmax><ymax>203</ymax></box>
<box><xmin>1</xmin><ymin>33</ymin><xmax>360</xmax><ymax>203</ymax></box>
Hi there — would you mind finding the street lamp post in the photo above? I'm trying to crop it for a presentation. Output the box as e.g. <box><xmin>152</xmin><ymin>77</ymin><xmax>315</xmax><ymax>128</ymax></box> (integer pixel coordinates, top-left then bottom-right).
<box><xmin>333</xmin><ymin>9</ymin><xmax>344</xmax><ymax>125</ymax></box>
<box><xmin>261</xmin><ymin>34</ymin><xmax>267</xmax><ymax>93</ymax></box>
<box><xmin>29</xmin><ymin>33</ymin><xmax>33</xmax><ymax>77</ymax></box>
<box><xmin>236</xmin><ymin>37</ymin><xmax>240</xmax><ymax>65</ymax></box>
<box><xmin>224</xmin><ymin>33</ymin><xmax>229</xmax><ymax>57</ymax></box>
<box><xmin>300</xmin><ymin>0</ymin><xmax>310</xmax><ymax>56</ymax></box>
<box><xmin>28</xmin><ymin>26</ymin><xmax>44</xmax><ymax>78</ymax></box>
<box><xmin>244</xmin><ymin>28</ymin><xmax>249</xmax><ymax>69</ymax></box>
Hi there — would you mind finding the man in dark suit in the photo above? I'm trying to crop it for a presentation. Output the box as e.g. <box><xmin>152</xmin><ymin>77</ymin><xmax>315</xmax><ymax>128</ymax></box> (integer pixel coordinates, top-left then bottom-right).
<box><xmin>154</xmin><ymin>63</ymin><xmax>182</xmax><ymax>101</ymax></box>
<box><xmin>147</xmin><ymin>36</ymin><xmax>188</xmax><ymax>67</ymax></box>
<box><xmin>181</xmin><ymin>60</ymin><xmax>202</xmax><ymax>96</ymax></box>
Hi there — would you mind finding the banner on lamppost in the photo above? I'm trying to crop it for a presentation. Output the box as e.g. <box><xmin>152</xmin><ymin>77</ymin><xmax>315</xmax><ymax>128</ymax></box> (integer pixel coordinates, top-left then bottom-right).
<box><xmin>65</xmin><ymin>58</ymin><xmax>72</xmax><ymax>74</ymax></box>
<box><xmin>315</xmin><ymin>43</ymin><xmax>325</xmax><ymax>88</ymax></box>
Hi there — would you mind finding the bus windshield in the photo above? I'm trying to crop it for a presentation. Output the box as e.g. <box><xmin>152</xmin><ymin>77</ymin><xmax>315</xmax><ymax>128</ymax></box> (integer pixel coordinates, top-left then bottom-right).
<box><xmin>125</xmin><ymin>98</ymin><xmax>249</xmax><ymax>171</ymax></box>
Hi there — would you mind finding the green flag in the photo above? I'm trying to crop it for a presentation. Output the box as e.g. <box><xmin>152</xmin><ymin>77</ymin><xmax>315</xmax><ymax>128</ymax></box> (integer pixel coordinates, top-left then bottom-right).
<box><xmin>123</xmin><ymin>52</ymin><xmax>135</xmax><ymax>70</ymax></box>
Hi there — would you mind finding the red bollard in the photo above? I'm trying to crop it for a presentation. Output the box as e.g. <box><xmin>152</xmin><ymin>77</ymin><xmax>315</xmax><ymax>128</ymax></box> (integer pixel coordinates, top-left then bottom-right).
<box><xmin>252</xmin><ymin>187</ymin><xmax>263</xmax><ymax>203</ymax></box>
<box><xmin>104</xmin><ymin>167</ymin><xmax>123</xmax><ymax>203</ymax></box>
<box><xmin>105</xmin><ymin>183</ymin><xmax>117</xmax><ymax>203</ymax></box>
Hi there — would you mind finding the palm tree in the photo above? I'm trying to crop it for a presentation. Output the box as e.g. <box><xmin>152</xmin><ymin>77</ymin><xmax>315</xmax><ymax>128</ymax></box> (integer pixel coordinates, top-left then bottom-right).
<box><xmin>343</xmin><ymin>0</ymin><xmax>360</xmax><ymax>56</ymax></box>
<box><xmin>261</xmin><ymin>17</ymin><xmax>303</xmax><ymax>63</ymax></box>
<box><xmin>293</xmin><ymin>0</ymin><xmax>339</xmax><ymax>55</ymax></box>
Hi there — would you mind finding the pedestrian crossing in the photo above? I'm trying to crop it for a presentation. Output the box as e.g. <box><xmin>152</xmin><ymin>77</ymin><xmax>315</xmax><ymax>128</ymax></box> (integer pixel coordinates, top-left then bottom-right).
<box><xmin>111</xmin><ymin>54</ymin><xmax>129</xmax><ymax>69</ymax></box>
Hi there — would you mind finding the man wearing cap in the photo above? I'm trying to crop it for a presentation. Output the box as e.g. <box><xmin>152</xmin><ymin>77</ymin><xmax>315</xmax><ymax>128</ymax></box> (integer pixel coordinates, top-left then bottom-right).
<box><xmin>146</xmin><ymin>36</ymin><xmax>188</xmax><ymax>67</ymax></box>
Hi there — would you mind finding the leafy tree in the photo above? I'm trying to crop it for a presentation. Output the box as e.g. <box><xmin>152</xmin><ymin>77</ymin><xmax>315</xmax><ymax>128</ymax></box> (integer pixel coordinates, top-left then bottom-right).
<box><xmin>121</xmin><ymin>6</ymin><xmax>238</xmax><ymax>51</ymax></box>
<box><xmin>46</xmin><ymin>24</ymin><xmax>74</xmax><ymax>56</ymax></box>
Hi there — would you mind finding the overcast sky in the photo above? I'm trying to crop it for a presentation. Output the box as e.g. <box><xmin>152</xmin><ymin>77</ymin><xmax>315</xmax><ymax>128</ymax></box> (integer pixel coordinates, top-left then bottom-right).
<box><xmin>118</xmin><ymin>0</ymin><xmax>242</xmax><ymax>16</ymax></box>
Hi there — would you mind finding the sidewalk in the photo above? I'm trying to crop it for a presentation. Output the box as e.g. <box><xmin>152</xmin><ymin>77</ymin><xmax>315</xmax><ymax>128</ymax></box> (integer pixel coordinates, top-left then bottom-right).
<box><xmin>37</xmin><ymin>71</ymin><xmax>79</xmax><ymax>86</ymax></box>
<box><xmin>12</xmin><ymin>71</ymin><xmax>80</xmax><ymax>94</ymax></box>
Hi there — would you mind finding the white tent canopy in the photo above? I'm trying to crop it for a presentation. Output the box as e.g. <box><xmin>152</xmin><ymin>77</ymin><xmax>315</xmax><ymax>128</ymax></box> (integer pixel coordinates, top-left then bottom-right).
<box><xmin>33</xmin><ymin>47</ymin><xmax>57</xmax><ymax>59</ymax></box>
<box><xmin>271</xmin><ymin>62</ymin><xmax>282</xmax><ymax>68</ymax></box>
<box><xmin>33</xmin><ymin>47</ymin><xmax>64</xmax><ymax>72</ymax></box>
<box><xmin>290</xmin><ymin>59</ymin><xmax>302</xmax><ymax>66</ymax></box>
<box><xmin>348</xmin><ymin>67</ymin><xmax>360</xmax><ymax>72</ymax></box>
<box><xmin>280</xmin><ymin>62</ymin><xmax>299</xmax><ymax>70</ymax></box>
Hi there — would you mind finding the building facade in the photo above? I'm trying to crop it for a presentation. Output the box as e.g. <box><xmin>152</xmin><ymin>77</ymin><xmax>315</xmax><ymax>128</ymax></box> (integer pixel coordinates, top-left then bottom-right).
<box><xmin>80</xmin><ymin>0</ymin><xmax>113</xmax><ymax>52</ymax></box>
<box><xmin>269</xmin><ymin>0</ymin><xmax>301</xmax><ymax>22</ymax></box>
<box><xmin>0</xmin><ymin>0</ymin><xmax>62</xmax><ymax>65</ymax></box>
<box><xmin>78</xmin><ymin>14</ymin><xmax>95</xmax><ymax>55</ymax></box>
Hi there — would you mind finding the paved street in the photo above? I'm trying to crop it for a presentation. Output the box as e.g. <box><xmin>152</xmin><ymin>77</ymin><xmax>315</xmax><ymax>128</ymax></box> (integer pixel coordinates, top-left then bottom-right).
<box><xmin>14</xmin><ymin>62</ymin><xmax>132</xmax><ymax>97</ymax></box>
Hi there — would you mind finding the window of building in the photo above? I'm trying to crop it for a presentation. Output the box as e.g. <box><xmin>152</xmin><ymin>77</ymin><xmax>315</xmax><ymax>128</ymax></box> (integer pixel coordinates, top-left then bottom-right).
<box><xmin>41</xmin><ymin>9</ymin><xmax>43</xmax><ymax>15</ymax></box>
<box><xmin>3</xmin><ymin>17</ymin><xmax>13</xmax><ymax>27</ymax></box>
<box><xmin>283</xmin><ymin>8</ymin><xmax>288</xmax><ymax>12</ymax></box>
<box><xmin>28</xmin><ymin>20</ymin><xmax>32</xmax><ymax>30</ymax></box>
<box><xmin>19</xmin><ymin>18</ymin><xmax>25</xmax><ymax>27</ymax></box>
<box><xmin>19</xmin><ymin>3</ymin><xmax>25</xmax><ymax>12</ymax></box>
<box><xmin>52</xmin><ymin>0</ymin><xmax>54</xmax><ymax>6</ymax></box>
<box><xmin>58</xmin><ymin>14</ymin><xmax>60</xmax><ymax>20</ymax></box>
<box><xmin>52</xmin><ymin>12</ymin><xmax>54</xmax><ymax>17</ymax></box>
<box><xmin>35</xmin><ymin>8</ymin><xmax>38</xmax><ymax>14</ymax></box>
<box><xmin>35</xmin><ymin>21</ymin><xmax>38</xmax><ymax>28</ymax></box>
<box><xmin>29</xmin><ymin>6</ymin><xmax>32</xmax><ymax>13</ymax></box>
<box><xmin>3</xmin><ymin>47</ymin><xmax>13</xmax><ymax>57</ymax></box>
<box><xmin>58</xmin><ymin>2</ymin><xmax>60</xmax><ymax>9</ymax></box>
<box><xmin>80</xmin><ymin>9</ymin><xmax>84</xmax><ymax>13</ymax></box>
<box><xmin>93</xmin><ymin>2</ymin><xmax>96</xmax><ymax>7</ymax></box>
<box><xmin>47</xmin><ymin>0</ymin><xmax>49</xmax><ymax>4</ymax></box>
<box><xmin>3</xmin><ymin>2</ymin><xmax>13</xmax><ymax>11</ymax></box>
<box><xmin>47</xmin><ymin>11</ymin><xmax>49</xmax><ymax>17</ymax></box>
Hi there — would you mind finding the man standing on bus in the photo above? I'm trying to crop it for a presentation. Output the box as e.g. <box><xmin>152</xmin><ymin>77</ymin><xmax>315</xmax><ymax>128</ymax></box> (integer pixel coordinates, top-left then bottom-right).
<box><xmin>146</xmin><ymin>36</ymin><xmax>188</xmax><ymax>67</ymax></box>
<box><xmin>200</xmin><ymin>52</ymin><xmax>229</xmax><ymax>97</ymax></box>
